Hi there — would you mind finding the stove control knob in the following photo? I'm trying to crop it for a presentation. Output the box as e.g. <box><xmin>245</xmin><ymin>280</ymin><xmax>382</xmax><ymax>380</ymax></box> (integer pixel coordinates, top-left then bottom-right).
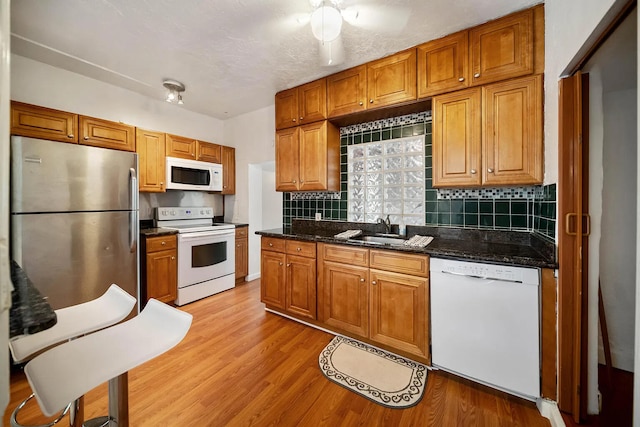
<box><xmin>170</xmin><ymin>210</ymin><xmax>176</xmax><ymax>216</ymax></box>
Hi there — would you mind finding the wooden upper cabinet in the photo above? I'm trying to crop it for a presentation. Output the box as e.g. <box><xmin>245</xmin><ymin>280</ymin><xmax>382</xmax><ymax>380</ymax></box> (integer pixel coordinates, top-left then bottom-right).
<box><xmin>298</xmin><ymin>79</ymin><xmax>327</xmax><ymax>125</ymax></box>
<box><xmin>470</xmin><ymin>8</ymin><xmax>534</xmax><ymax>86</ymax></box>
<box><xmin>275</xmin><ymin>121</ymin><xmax>339</xmax><ymax>192</ymax></box>
<box><xmin>433</xmin><ymin>88</ymin><xmax>482</xmax><ymax>188</ymax></box>
<box><xmin>166</xmin><ymin>133</ymin><xmax>196</xmax><ymax>159</ymax></box>
<box><xmin>417</xmin><ymin>31</ymin><xmax>469</xmax><ymax>98</ymax></box>
<box><xmin>482</xmin><ymin>74</ymin><xmax>543</xmax><ymax>186</ymax></box>
<box><xmin>221</xmin><ymin>146</ymin><xmax>236</xmax><ymax>195</ymax></box>
<box><xmin>275</xmin><ymin>78</ymin><xmax>327</xmax><ymax>130</ymax></box>
<box><xmin>367</xmin><ymin>49</ymin><xmax>417</xmax><ymax>109</ymax></box>
<box><xmin>327</xmin><ymin>65</ymin><xmax>367</xmax><ymax>117</ymax></box>
<box><xmin>136</xmin><ymin>128</ymin><xmax>166</xmax><ymax>193</ymax></box>
<box><xmin>79</xmin><ymin>116</ymin><xmax>135</xmax><ymax>152</ymax></box>
<box><xmin>275</xmin><ymin>88</ymin><xmax>299</xmax><ymax>130</ymax></box>
<box><xmin>275</xmin><ymin>127</ymin><xmax>300</xmax><ymax>192</ymax></box>
<box><xmin>196</xmin><ymin>141</ymin><xmax>222</xmax><ymax>163</ymax></box>
<box><xmin>11</xmin><ymin>101</ymin><xmax>78</xmax><ymax>143</ymax></box>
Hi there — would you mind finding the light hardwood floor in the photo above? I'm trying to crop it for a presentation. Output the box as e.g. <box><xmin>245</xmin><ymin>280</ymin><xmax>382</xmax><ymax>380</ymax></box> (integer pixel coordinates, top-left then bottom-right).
<box><xmin>4</xmin><ymin>279</ymin><xmax>551</xmax><ymax>426</ymax></box>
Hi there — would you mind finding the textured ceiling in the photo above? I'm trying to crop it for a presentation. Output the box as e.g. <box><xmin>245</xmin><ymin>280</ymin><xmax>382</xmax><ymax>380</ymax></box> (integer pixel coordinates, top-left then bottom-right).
<box><xmin>11</xmin><ymin>0</ymin><xmax>542</xmax><ymax>120</ymax></box>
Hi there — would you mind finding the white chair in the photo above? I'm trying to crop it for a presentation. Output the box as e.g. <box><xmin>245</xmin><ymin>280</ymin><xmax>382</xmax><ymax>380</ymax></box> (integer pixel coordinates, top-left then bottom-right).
<box><xmin>23</xmin><ymin>299</ymin><xmax>193</xmax><ymax>427</ymax></box>
<box><xmin>9</xmin><ymin>284</ymin><xmax>137</xmax><ymax>427</ymax></box>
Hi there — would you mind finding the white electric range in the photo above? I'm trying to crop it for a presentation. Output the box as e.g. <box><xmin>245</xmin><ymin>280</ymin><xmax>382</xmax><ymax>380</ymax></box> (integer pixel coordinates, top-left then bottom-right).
<box><xmin>155</xmin><ymin>207</ymin><xmax>235</xmax><ymax>305</ymax></box>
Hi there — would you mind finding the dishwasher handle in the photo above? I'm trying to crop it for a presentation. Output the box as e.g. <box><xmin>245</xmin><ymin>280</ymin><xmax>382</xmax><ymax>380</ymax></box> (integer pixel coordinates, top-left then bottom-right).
<box><xmin>439</xmin><ymin>269</ymin><xmax>523</xmax><ymax>284</ymax></box>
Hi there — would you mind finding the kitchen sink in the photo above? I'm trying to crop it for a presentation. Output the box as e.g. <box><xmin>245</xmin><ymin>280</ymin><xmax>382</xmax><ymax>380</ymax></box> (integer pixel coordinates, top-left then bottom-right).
<box><xmin>351</xmin><ymin>234</ymin><xmax>406</xmax><ymax>245</ymax></box>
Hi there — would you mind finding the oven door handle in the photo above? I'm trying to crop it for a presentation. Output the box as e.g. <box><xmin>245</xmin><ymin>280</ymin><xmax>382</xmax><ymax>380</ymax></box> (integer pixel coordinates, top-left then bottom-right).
<box><xmin>179</xmin><ymin>230</ymin><xmax>235</xmax><ymax>240</ymax></box>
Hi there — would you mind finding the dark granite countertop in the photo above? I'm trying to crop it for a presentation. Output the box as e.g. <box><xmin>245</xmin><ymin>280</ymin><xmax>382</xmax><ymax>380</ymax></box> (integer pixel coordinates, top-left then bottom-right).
<box><xmin>140</xmin><ymin>227</ymin><xmax>180</xmax><ymax>237</ymax></box>
<box><xmin>256</xmin><ymin>219</ymin><xmax>557</xmax><ymax>269</ymax></box>
<box><xmin>10</xmin><ymin>261</ymin><xmax>57</xmax><ymax>339</ymax></box>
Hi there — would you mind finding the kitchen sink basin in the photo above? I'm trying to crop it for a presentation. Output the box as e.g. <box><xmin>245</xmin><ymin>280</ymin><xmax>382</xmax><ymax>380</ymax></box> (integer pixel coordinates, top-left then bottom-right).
<box><xmin>351</xmin><ymin>234</ymin><xmax>406</xmax><ymax>245</ymax></box>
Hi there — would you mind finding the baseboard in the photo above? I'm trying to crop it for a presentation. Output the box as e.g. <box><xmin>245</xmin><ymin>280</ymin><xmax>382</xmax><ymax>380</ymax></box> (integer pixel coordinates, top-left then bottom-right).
<box><xmin>537</xmin><ymin>398</ymin><xmax>565</xmax><ymax>427</ymax></box>
<box><xmin>246</xmin><ymin>272</ymin><xmax>260</xmax><ymax>281</ymax></box>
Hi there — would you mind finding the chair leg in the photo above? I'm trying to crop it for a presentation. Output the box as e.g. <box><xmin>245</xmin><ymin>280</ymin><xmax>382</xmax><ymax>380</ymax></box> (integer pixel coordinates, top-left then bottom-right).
<box><xmin>10</xmin><ymin>393</ymin><xmax>71</xmax><ymax>427</ymax></box>
<box><xmin>68</xmin><ymin>396</ymin><xmax>83</xmax><ymax>427</ymax></box>
<box><xmin>108</xmin><ymin>373</ymin><xmax>129</xmax><ymax>427</ymax></box>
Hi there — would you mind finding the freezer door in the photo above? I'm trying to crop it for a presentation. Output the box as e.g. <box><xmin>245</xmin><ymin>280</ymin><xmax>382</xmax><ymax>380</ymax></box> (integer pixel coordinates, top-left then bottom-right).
<box><xmin>11</xmin><ymin>136</ymin><xmax>137</xmax><ymax>213</ymax></box>
<box><xmin>11</xmin><ymin>211</ymin><xmax>138</xmax><ymax>310</ymax></box>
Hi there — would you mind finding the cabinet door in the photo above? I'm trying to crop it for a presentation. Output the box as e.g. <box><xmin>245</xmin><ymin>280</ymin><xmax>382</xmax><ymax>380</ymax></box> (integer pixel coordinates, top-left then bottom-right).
<box><xmin>79</xmin><ymin>116</ymin><xmax>135</xmax><ymax>152</ymax></box>
<box><xmin>370</xmin><ymin>269</ymin><xmax>429</xmax><ymax>359</ymax></box>
<box><xmin>275</xmin><ymin>87</ymin><xmax>299</xmax><ymax>130</ymax></box>
<box><xmin>235</xmin><ymin>236</ymin><xmax>248</xmax><ymax>283</ymax></box>
<box><xmin>298</xmin><ymin>121</ymin><xmax>340</xmax><ymax>192</ymax></box>
<box><xmin>285</xmin><ymin>255</ymin><xmax>317</xmax><ymax>320</ymax></box>
<box><xmin>261</xmin><ymin>250</ymin><xmax>286</xmax><ymax>309</ymax></box>
<box><xmin>146</xmin><ymin>249</ymin><xmax>177</xmax><ymax>304</ymax></box>
<box><xmin>417</xmin><ymin>30</ymin><xmax>469</xmax><ymax>98</ymax></box>
<box><xmin>10</xmin><ymin>101</ymin><xmax>78</xmax><ymax>143</ymax></box>
<box><xmin>433</xmin><ymin>88</ymin><xmax>482</xmax><ymax>187</ymax></box>
<box><xmin>367</xmin><ymin>49</ymin><xmax>417</xmax><ymax>109</ymax></box>
<box><xmin>482</xmin><ymin>74</ymin><xmax>542</xmax><ymax>185</ymax></box>
<box><xmin>136</xmin><ymin>128</ymin><xmax>166</xmax><ymax>193</ymax></box>
<box><xmin>275</xmin><ymin>127</ymin><xmax>300</xmax><ymax>191</ymax></box>
<box><xmin>197</xmin><ymin>141</ymin><xmax>222</xmax><ymax>163</ymax></box>
<box><xmin>298</xmin><ymin>79</ymin><xmax>327</xmax><ymax>125</ymax></box>
<box><xmin>166</xmin><ymin>133</ymin><xmax>196</xmax><ymax>159</ymax></box>
<box><xmin>326</xmin><ymin>65</ymin><xmax>367</xmax><ymax>117</ymax></box>
<box><xmin>221</xmin><ymin>146</ymin><xmax>236</xmax><ymax>194</ymax></box>
<box><xmin>469</xmin><ymin>8</ymin><xmax>533</xmax><ymax>86</ymax></box>
<box><xmin>320</xmin><ymin>261</ymin><xmax>369</xmax><ymax>337</ymax></box>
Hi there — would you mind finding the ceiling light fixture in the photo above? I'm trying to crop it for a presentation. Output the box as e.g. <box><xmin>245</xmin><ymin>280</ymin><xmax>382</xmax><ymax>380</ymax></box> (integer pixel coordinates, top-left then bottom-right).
<box><xmin>163</xmin><ymin>79</ymin><xmax>185</xmax><ymax>105</ymax></box>
<box><xmin>310</xmin><ymin>3</ymin><xmax>343</xmax><ymax>43</ymax></box>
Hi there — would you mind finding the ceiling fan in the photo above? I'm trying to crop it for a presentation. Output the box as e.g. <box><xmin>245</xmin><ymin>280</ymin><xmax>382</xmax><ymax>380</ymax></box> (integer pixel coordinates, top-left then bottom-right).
<box><xmin>298</xmin><ymin>0</ymin><xmax>411</xmax><ymax>66</ymax></box>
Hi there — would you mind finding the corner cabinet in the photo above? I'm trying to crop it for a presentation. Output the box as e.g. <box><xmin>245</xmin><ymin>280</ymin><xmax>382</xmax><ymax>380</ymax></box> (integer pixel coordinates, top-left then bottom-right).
<box><xmin>136</xmin><ymin>128</ymin><xmax>166</xmax><ymax>192</ymax></box>
<box><xmin>433</xmin><ymin>74</ymin><xmax>542</xmax><ymax>187</ymax></box>
<box><xmin>275</xmin><ymin>120</ymin><xmax>340</xmax><ymax>192</ymax></box>
<box><xmin>261</xmin><ymin>237</ymin><xmax>317</xmax><ymax>320</ymax></box>
<box><xmin>142</xmin><ymin>234</ymin><xmax>178</xmax><ymax>305</ymax></box>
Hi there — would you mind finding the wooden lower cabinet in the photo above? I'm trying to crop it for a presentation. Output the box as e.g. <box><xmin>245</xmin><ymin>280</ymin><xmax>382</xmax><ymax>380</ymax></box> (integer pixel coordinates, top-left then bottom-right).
<box><xmin>235</xmin><ymin>226</ymin><xmax>248</xmax><ymax>284</ymax></box>
<box><xmin>369</xmin><ymin>269</ymin><xmax>429</xmax><ymax>358</ymax></box>
<box><xmin>142</xmin><ymin>235</ymin><xmax>178</xmax><ymax>305</ymax></box>
<box><xmin>320</xmin><ymin>261</ymin><xmax>369</xmax><ymax>336</ymax></box>
<box><xmin>260</xmin><ymin>237</ymin><xmax>317</xmax><ymax>320</ymax></box>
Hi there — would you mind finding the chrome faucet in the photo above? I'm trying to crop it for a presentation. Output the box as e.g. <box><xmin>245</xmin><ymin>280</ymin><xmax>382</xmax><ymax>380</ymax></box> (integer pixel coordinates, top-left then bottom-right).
<box><xmin>377</xmin><ymin>215</ymin><xmax>391</xmax><ymax>234</ymax></box>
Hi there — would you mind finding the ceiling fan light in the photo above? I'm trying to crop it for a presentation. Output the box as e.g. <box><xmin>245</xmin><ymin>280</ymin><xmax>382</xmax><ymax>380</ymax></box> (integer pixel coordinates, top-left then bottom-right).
<box><xmin>310</xmin><ymin>6</ymin><xmax>342</xmax><ymax>42</ymax></box>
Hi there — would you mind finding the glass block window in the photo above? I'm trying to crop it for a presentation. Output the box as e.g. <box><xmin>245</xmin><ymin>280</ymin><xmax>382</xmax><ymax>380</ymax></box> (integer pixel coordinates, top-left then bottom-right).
<box><xmin>347</xmin><ymin>135</ymin><xmax>425</xmax><ymax>226</ymax></box>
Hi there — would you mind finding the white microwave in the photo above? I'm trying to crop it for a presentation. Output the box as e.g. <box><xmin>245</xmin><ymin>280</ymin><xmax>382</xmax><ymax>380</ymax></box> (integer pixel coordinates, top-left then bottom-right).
<box><xmin>165</xmin><ymin>157</ymin><xmax>222</xmax><ymax>191</ymax></box>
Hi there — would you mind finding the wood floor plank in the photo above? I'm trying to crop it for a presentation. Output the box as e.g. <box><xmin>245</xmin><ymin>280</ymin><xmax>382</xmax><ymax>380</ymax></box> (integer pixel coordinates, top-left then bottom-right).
<box><xmin>4</xmin><ymin>279</ymin><xmax>550</xmax><ymax>426</ymax></box>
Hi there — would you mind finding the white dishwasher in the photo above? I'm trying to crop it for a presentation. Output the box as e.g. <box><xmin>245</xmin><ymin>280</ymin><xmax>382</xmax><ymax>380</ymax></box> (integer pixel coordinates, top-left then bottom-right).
<box><xmin>430</xmin><ymin>258</ymin><xmax>540</xmax><ymax>400</ymax></box>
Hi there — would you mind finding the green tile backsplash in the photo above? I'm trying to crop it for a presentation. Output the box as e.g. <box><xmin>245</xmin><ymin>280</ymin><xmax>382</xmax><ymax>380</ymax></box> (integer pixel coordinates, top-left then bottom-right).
<box><xmin>282</xmin><ymin>112</ymin><xmax>557</xmax><ymax>241</ymax></box>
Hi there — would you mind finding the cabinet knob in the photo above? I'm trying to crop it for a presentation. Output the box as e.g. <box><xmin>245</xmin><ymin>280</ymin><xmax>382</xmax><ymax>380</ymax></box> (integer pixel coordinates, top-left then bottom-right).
<box><xmin>470</xmin><ymin>169</ymin><xmax>477</xmax><ymax>174</ymax></box>
<box><xmin>369</xmin><ymin>99</ymin><xmax>374</xmax><ymax>104</ymax></box>
<box><xmin>223</xmin><ymin>186</ymin><xmax>227</xmax><ymax>189</ymax></box>
<box><xmin>359</xmin><ymin>101</ymin><xmax>364</xmax><ymax>106</ymax></box>
<box><xmin>279</xmin><ymin>262</ymin><xmax>283</xmax><ymax>266</ymax></box>
<box><xmin>84</xmin><ymin>136</ymin><xmax>89</xmax><ymax>140</ymax></box>
<box><xmin>171</xmin><ymin>256</ymin><xmax>175</xmax><ymax>260</ymax></box>
<box><xmin>296</xmin><ymin>247</ymin><xmax>301</xmax><ymax>251</ymax></box>
<box><xmin>292</xmin><ymin>118</ymin><xmax>296</xmax><ymax>122</ymax></box>
<box><xmin>300</xmin><ymin>180</ymin><xmax>304</xmax><ymax>183</ymax></box>
<box><xmin>458</xmin><ymin>77</ymin><xmax>465</xmax><ymax>82</ymax></box>
<box><xmin>286</xmin><ymin>263</ymin><xmax>291</xmax><ymax>267</ymax></box>
<box><xmin>161</xmin><ymin>241</ymin><xmax>166</xmax><ymax>245</ymax></box>
<box><xmin>371</xmin><ymin>280</ymin><xmax>377</xmax><ymax>285</ymax></box>
<box><xmin>292</xmin><ymin>180</ymin><xmax>297</xmax><ymax>184</ymax></box>
<box><xmin>360</xmin><ymin>278</ymin><xmax>365</xmax><ymax>282</ymax></box>
<box><xmin>269</xmin><ymin>243</ymin><xmax>273</xmax><ymax>247</ymax></box>
<box><xmin>488</xmin><ymin>168</ymin><xmax>494</xmax><ymax>173</ymax></box>
<box><xmin>237</xmin><ymin>244</ymin><xmax>241</xmax><ymax>247</ymax></box>
<box><xmin>474</xmin><ymin>73</ymin><xmax>480</xmax><ymax>78</ymax></box>
<box><xmin>300</xmin><ymin>117</ymin><xmax>304</xmax><ymax>120</ymax></box>
<box><xmin>67</xmin><ymin>134</ymin><xmax>74</xmax><ymax>138</ymax></box>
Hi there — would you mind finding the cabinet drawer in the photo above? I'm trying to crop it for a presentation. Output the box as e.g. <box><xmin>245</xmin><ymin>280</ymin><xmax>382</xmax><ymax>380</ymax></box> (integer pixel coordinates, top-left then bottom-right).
<box><xmin>146</xmin><ymin>235</ymin><xmax>177</xmax><ymax>253</ymax></box>
<box><xmin>285</xmin><ymin>240</ymin><xmax>316</xmax><ymax>258</ymax></box>
<box><xmin>321</xmin><ymin>244</ymin><xmax>369</xmax><ymax>267</ymax></box>
<box><xmin>236</xmin><ymin>227</ymin><xmax>248</xmax><ymax>238</ymax></box>
<box><xmin>262</xmin><ymin>237</ymin><xmax>286</xmax><ymax>252</ymax></box>
<box><xmin>370</xmin><ymin>250</ymin><xmax>429</xmax><ymax>277</ymax></box>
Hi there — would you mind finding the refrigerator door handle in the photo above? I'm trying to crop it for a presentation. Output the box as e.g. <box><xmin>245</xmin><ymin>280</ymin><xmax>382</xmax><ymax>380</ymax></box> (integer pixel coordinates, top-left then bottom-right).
<box><xmin>129</xmin><ymin>168</ymin><xmax>138</xmax><ymax>253</ymax></box>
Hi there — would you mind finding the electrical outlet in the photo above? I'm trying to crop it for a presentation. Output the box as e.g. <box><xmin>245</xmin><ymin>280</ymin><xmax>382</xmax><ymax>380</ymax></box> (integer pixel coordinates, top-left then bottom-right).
<box><xmin>315</xmin><ymin>212</ymin><xmax>322</xmax><ymax>221</ymax></box>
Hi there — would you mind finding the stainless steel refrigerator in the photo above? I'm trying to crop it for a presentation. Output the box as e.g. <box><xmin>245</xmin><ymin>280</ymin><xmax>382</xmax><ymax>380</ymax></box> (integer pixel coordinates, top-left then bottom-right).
<box><xmin>10</xmin><ymin>136</ymin><xmax>139</xmax><ymax>310</ymax></box>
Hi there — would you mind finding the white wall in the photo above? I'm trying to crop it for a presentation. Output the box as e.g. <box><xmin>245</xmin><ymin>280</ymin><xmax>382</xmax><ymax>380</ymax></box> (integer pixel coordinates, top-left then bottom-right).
<box><xmin>11</xmin><ymin>54</ymin><xmax>224</xmax><ymax>144</ymax></box>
